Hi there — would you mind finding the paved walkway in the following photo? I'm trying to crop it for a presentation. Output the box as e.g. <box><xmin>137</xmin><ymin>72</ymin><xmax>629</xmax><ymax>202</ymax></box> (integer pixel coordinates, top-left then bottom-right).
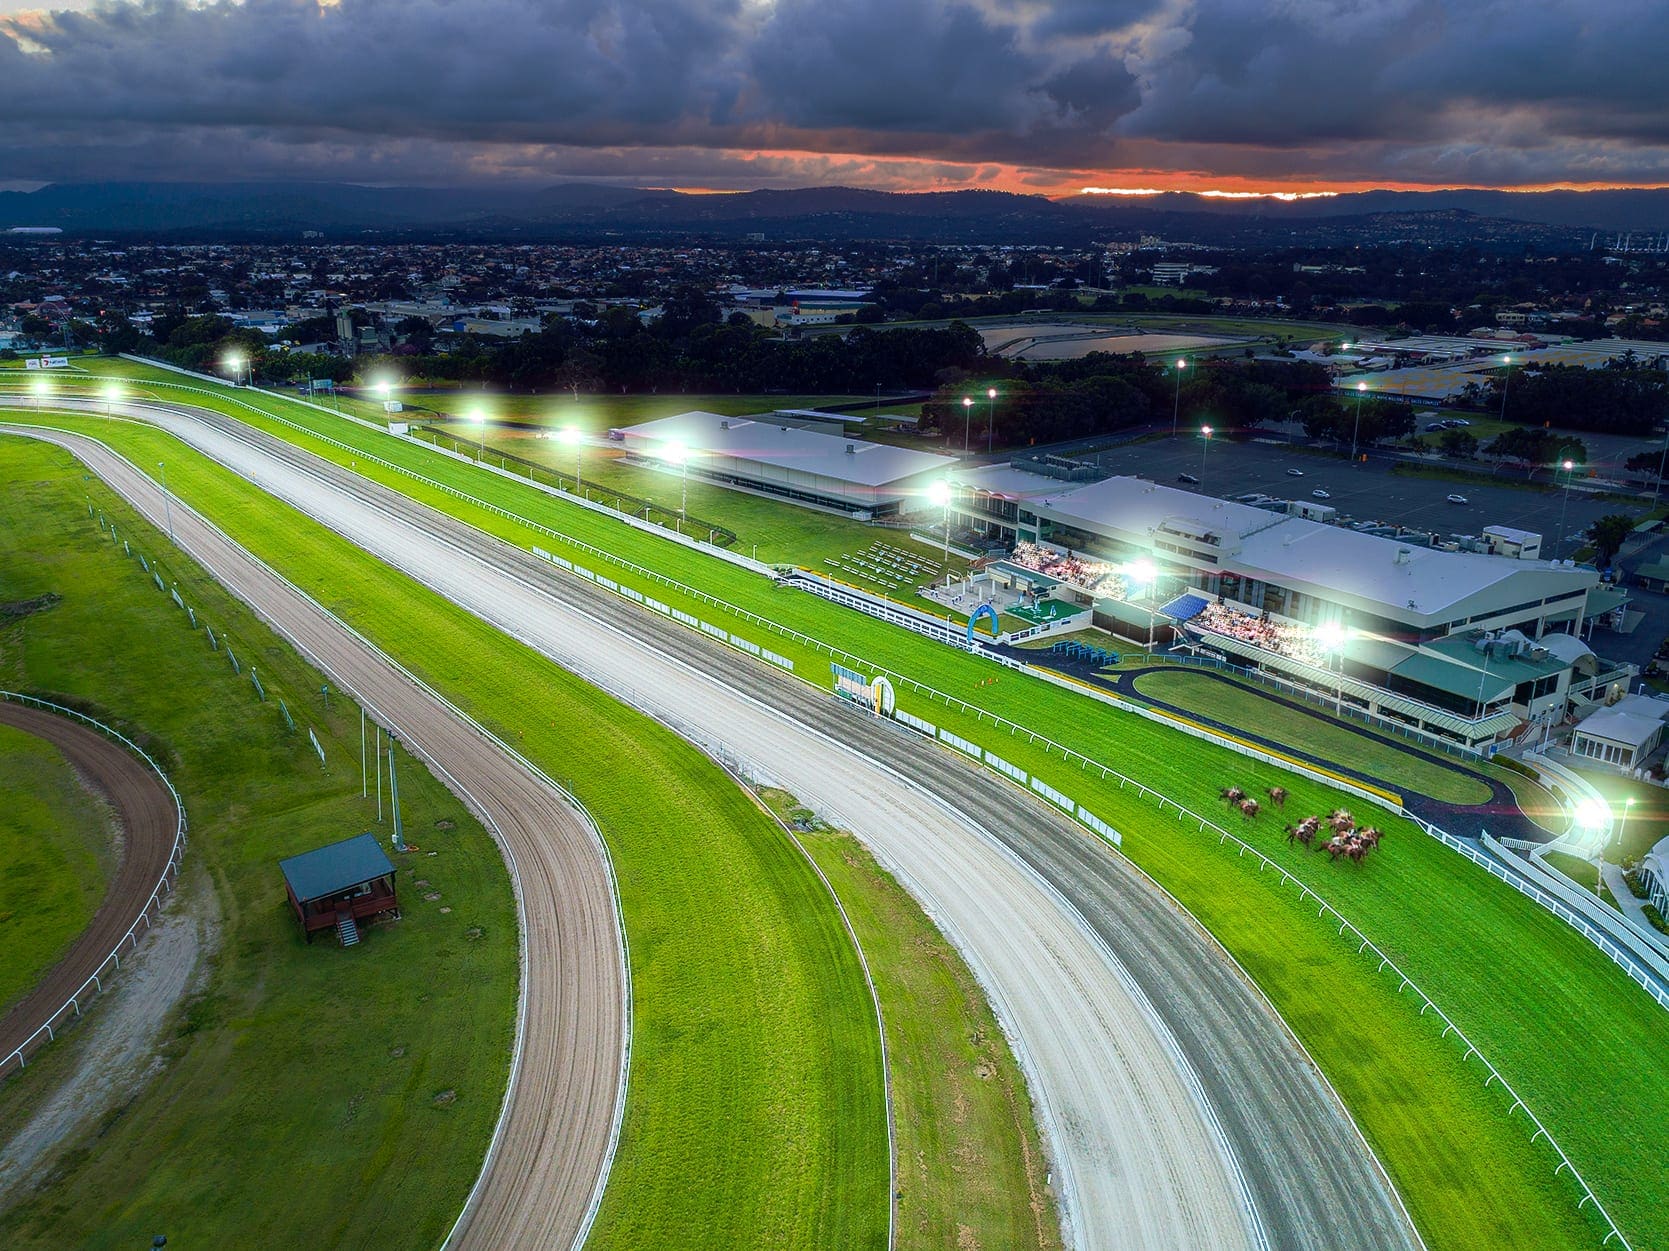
<box><xmin>1006</xmin><ymin>650</ymin><xmax>1548</xmax><ymax>844</ymax></box>
<box><xmin>1598</xmin><ymin>861</ymin><xmax>1669</xmax><ymax>946</ymax></box>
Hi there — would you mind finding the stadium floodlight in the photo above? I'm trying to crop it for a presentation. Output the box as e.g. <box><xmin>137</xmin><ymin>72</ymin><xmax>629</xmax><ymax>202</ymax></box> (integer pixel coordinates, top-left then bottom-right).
<box><xmin>1171</xmin><ymin>358</ymin><xmax>1188</xmax><ymax>435</ymax></box>
<box><xmin>985</xmin><ymin>386</ymin><xmax>998</xmax><ymax>453</ymax></box>
<box><xmin>927</xmin><ymin>478</ymin><xmax>953</xmax><ymax>563</ymax></box>
<box><xmin>1125</xmin><ymin>558</ymin><xmax>1156</xmax><ymax>587</ymax></box>
<box><xmin>224</xmin><ymin>352</ymin><xmax>248</xmax><ymax>385</ymax></box>
<box><xmin>1314</xmin><ymin>622</ymin><xmax>1351</xmax><ymax>713</ymax></box>
<box><xmin>1351</xmin><ymin>380</ymin><xmax>1369</xmax><ymax>464</ymax></box>
<box><xmin>103</xmin><ymin>382</ymin><xmax>122</xmax><ymax>415</ymax></box>
<box><xmin>961</xmin><ymin>395</ymin><xmax>974</xmax><ymax>452</ymax></box>
<box><xmin>372</xmin><ymin>378</ymin><xmax>393</xmax><ymax>402</ymax></box>
<box><xmin>30</xmin><ymin>376</ymin><xmax>50</xmax><ymax>409</ymax></box>
<box><xmin>1574</xmin><ymin>798</ymin><xmax>1609</xmax><ymax>841</ymax></box>
<box><xmin>660</xmin><ymin>440</ymin><xmax>692</xmax><ymax>519</ymax></box>
<box><xmin>467</xmin><ymin>407</ymin><xmax>487</xmax><ymax>461</ymax></box>
<box><xmin>557</xmin><ymin>426</ymin><xmax>584</xmax><ymax>492</ymax></box>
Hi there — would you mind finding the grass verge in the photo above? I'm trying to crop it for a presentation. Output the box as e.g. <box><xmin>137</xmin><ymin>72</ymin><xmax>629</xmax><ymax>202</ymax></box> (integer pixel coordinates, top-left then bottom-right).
<box><xmin>0</xmin><ymin>721</ymin><xmax>114</xmax><ymax>1016</ymax></box>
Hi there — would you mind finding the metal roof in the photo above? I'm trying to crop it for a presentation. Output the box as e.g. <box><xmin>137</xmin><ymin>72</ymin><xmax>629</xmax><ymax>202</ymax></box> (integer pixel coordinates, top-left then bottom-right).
<box><xmin>1390</xmin><ymin>653</ymin><xmax>1515</xmax><ymax>703</ymax></box>
<box><xmin>280</xmin><ymin>833</ymin><xmax>395</xmax><ymax>904</ymax></box>
<box><xmin>614</xmin><ymin>411</ymin><xmax>956</xmax><ymax>489</ymax></box>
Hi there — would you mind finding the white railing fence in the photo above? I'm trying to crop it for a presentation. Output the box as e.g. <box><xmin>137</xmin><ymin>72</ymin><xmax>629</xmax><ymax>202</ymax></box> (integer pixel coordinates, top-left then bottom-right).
<box><xmin>0</xmin><ymin>691</ymin><xmax>188</xmax><ymax>1077</ymax></box>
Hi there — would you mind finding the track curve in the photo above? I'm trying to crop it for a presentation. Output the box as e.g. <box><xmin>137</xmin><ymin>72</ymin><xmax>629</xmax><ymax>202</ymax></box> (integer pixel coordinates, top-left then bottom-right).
<box><xmin>0</xmin><ymin>699</ymin><xmax>179</xmax><ymax>1073</ymax></box>
<box><xmin>0</xmin><ymin>423</ymin><xmax>627</xmax><ymax>1251</ymax></box>
<box><xmin>45</xmin><ymin>396</ymin><xmax>1429</xmax><ymax>1251</ymax></box>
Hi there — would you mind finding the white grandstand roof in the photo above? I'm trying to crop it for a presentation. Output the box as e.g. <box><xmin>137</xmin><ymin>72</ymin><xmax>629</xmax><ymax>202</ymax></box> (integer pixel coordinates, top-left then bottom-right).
<box><xmin>1028</xmin><ymin>475</ymin><xmax>1595</xmax><ymax>621</ymax></box>
<box><xmin>614</xmin><ymin>411</ymin><xmax>956</xmax><ymax>488</ymax></box>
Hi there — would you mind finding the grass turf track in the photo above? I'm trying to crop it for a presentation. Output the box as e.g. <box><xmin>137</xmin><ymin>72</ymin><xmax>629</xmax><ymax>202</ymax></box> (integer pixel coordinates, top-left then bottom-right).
<box><xmin>17</xmin><ymin>370</ymin><xmax>1669</xmax><ymax>1246</ymax></box>
<box><xmin>0</xmin><ymin>433</ymin><xmax>893</xmax><ymax>1249</ymax></box>
<box><xmin>764</xmin><ymin>790</ymin><xmax>1063</xmax><ymax>1251</ymax></box>
<box><xmin>0</xmin><ymin>444</ymin><xmax>518</xmax><ymax>1249</ymax></box>
<box><xmin>1128</xmin><ymin>670</ymin><xmax>1494</xmax><ymax>806</ymax></box>
<box><xmin>0</xmin><ymin>721</ymin><xmax>114</xmax><ymax>1017</ymax></box>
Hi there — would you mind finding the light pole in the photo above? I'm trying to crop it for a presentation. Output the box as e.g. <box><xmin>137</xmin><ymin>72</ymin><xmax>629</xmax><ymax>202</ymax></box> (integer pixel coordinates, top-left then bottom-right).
<box><xmin>1199</xmin><ymin>424</ymin><xmax>1213</xmax><ymax>489</ymax></box>
<box><xmin>468</xmin><ymin>408</ymin><xmax>486</xmax><ymax>462</ymax></box>
<box><xmin>225</xmin><ymin>353</ymin><xmax>250</xmax><ymax>386</ymax></box>
<box><xmin>986</xmin><ymin>387</ymin><xmax>998</xmax><ymax>454</ymax></box>
<box><xmin>1652</xmin><ymin>421</ymin><xmax>1669</xmax><ymax>506</ymax></box>
<box><xmin>558</xmin><ymin>426</ymin><xmax>583</xmax><ymax>493</ymax></box>
<box><xmin>1171</xmin><ymin>358</ymin><xmax>1187</xmax><ymax>436</ymax></box>
<box><xmin>1350</xmin><ymin>380</ymin><xmax>1368</xmax><ymax>464</ymax></box>
<box><xmin>1315</xmin><ymin>622</ymin><xmax>1350</xmax><ymax>715</ymax></box>
<box><xmin>31</xmin><ymin>376</ymin><xmax>49</xmax><ymax>411</ymax></box>
<box><xmin>663</xmin><ymin>441</ymin><xmax>690</xmax><ymax>520</ymax></box>
<box><xmin>157</xmin><ymin>460</ymin><xmax>174</xmax><ymax>541</ymax></box>
<box><xmin>1127</xmin><ymin>558</ymin><xmax>1158</xmax><ymax>650</ymax></box>
<box><xmin>1554</xmin><ymin>457</ymin><xmax>1575</xmax><ymax>557</ymax></box>
<box><xmin>928</xmin><ymin>479</ymin><xmax>952</xmax><ymax>565</ymax></box>
<box><xmin>961</xmin><ymin>395</ymin><xmax>973</xmax><ymax>453</ymax></box>
<box><xmin>104</xmin><ymin>382</ymin><xmax>121</xmax><ymax>416</ymax></box>
<box><xmin>1499</xmin><ymin>354</ymin><xmax>1513</xmax><ymax>423</ymax></box>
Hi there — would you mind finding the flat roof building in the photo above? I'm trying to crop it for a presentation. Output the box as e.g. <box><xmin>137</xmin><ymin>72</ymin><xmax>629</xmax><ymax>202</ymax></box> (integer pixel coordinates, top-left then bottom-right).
<box><xmin>612</xmin><ymin>411</ymin><xmax>956</xmax><ymax>519</ymax></box>
<box><xmin>948</xmin><ymin>466</ymin><xmax>1632</xmax><ymax>746</ymax></box>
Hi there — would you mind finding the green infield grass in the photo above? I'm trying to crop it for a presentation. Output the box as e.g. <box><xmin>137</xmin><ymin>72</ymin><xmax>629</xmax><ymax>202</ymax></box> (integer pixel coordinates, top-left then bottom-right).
<box><xmin>1129</xmin><ymin>669</ymin><xmax>1495</xmax><ymax>805</ymax></box>
<box><xmin>768</xmin><ymin>791</ymin><xmax>1062</xmax><ymax>1251</ymax></box>
<box><xmin>0</xmin><ymin>428</ymin><xmax>890</xmax><ymax>1249</ymax></box>
<box><xmin>0</xmin><ymin>721</ymin><xmax>114</xmax><ymax>1016</ymax></box>
<box><xmin>0</xmin><ymin>442</ymin><xmax>518</xmax><ymax>1249</ymax></box>
<box><xmin>15</xmin><ymin>369</ymin><xmax>1669</xmax><ymax>1247</ymax></box>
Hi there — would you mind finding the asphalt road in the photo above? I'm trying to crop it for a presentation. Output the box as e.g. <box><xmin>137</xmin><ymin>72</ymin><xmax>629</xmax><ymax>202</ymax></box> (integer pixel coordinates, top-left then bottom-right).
<box><xmin>1</xmin><ymin>421</ymin><xmax>628</xmax><ymax>1251</ymax></box>
<box><xmin>74</xmin><ymin>397</ymin><xmax>1424</xmax><ymax>1251</ymax></box>
<box><xmin>0</xmin><ymin>700</ymin><xmax>179</xmax><ymax>1075</ymax></box>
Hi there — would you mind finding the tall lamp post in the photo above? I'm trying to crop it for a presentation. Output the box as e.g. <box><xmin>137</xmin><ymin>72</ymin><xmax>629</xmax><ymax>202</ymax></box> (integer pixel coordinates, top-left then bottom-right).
<box><xmin>157</xmin><ymin>460</ymin><xmax>174</xmax><ymax>541</ymax></box>
<box><xmin>961</xmin><ymin>395</ymin><xmax>973</xmax><ymax>453</ymax></box>
<box><xmin>1127</xmin><ymin>558</ymin><xmax>1159</xmax><ymax>650</ymax></box>
<box><xmin>986</xmin><ymin>387</ymin><xmax>998</xmax><ymax>454</ymax></box>
<box><xmin>31</xmin><ymin>376</ymin><xmax>49</xmax><ymax>411</ymax></box>
<box><xmin>1171</xmin><ymin>358</ymin><xmax>1187</xmax><ymax>436</ymax></box>
<box><xmin>663</xmin><ymin>441</ymin><xmax>690</xmax><ymax>521</ymax></box>
<box><xmin>1350</xmin><ymin>380</ymin><xmax>1368</xmax><ymax>464</ymax></box>
<box><xmin>558</xmin><ymin>426</ymin><xmax>583</xmax><ymax>493</ymax></box>
<box><xmin>1499</xmin><ymin>354</ymin><xmax>1514</xmax><ymax>422</ymax></box>
<box><xmin>467</xmin><ymin>408</ymin><xmax>487</xmax><ymax>462</ymax></box>
<box><xmin>1315</xmin><ymin>622</ymin><xmax>1351</xmax><ymax>714</ymax></box>
<box><xmin>1554</xmin><ymin>457</ymin><xmax>1575</xmax><ymax>557</ymax></box>
<box><xmin>927</xmin><ymin>479</ymin><xmax>952</xmax><ymax>565</ymax></box>
<box><xmin>1199</xmin><ymin>424</ymin><xmax>1213</xmax><ymax>489</ymax></box>
<box><xmin>104</xmin><ymin>382</ymin><xmax>122</xmax><ymax>416</ymax></box>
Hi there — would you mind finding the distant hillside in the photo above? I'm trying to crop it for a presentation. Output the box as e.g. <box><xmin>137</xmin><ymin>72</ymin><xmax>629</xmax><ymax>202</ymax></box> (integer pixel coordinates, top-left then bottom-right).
<box><xmin>4</xmin><ymin>180</ymin><xmax>1666</xmax><ymax>242</ymax></box>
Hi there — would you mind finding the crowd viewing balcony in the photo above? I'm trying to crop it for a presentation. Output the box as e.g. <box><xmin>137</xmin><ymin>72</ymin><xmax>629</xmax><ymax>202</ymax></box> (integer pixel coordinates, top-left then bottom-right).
<box><xmin>1009</xmin><ymin>541</ymin><xmax>1126</xmax><ymax>598</ymax></box>
<box><xmin>1195</xmin><ymin>603</ymin><xmax>1326</xmax><ymax>664</ymax></box>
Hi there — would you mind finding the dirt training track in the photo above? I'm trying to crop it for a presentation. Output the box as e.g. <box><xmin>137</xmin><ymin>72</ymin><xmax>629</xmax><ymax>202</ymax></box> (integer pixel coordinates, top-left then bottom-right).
<box><xmin>0</xmin><ymin>699</ymin><xmax>179</xmax><ymax>1074</ymax></box>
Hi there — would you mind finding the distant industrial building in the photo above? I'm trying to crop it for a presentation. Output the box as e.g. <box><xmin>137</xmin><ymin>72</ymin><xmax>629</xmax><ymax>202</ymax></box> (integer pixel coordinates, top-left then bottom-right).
<box><xmin>946</xmin><ymin>466</ymin><xmax>1631</xmax><ymax>746</ymax></box>
<box><xmin>611</xmin><ymin>411</ymin><xmax>956</xmax><ymax>519</ymax></box>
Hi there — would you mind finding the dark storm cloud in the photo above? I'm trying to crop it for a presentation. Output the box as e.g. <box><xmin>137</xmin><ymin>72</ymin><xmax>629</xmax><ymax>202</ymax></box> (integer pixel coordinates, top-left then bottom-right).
<box><xmin>1</xmin><ymin>0</ymin><xmax>1668</xmax><ymax>187</ymax></box>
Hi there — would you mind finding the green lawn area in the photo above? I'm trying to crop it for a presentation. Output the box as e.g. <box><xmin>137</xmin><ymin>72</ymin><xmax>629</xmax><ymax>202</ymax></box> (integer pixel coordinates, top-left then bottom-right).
<box><xmin>1129</xmin><ymin>669</ymin><xmax>1495</xmax><ymax>805</ymax></box>
<box><xmin>23</xmin><ymin>363</ymin><xmax>1669</xmax><ymax>1248</ymax></box>
<box><xmin>0</xmin><ymin>427</ymin><xmax>890</xmax><ymax>1248</ymax></box>
<box><xmin>0</xmin><ymin>720</ymin><xmax>114</xmax><ymax>1016</ymax></box>
<box><xmin>1543</xmin><ymin>851</ymin><xmax>1601</xmax><ymax>893</ymax></box>
<box><xmin>766</xmin><ymin>791</ymin><xmax>1061</xmax><ymax>1251</ymax></box>
<box><xmin>0</xmin><ymin>443</ymin><xmax>518</xmax><ymax>1249</ymax></box>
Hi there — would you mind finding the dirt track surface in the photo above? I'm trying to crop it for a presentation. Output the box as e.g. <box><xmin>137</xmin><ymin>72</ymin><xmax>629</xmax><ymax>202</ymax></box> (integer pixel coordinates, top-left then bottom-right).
<box><xmin>52</xmin><ymin>398</ymin><xmax>1428</xmax><ymax>1251</ymax></box>
<box><xmin>0</xmin><ymin>700</ymin><xmax>178</xmax><ymax>1073</ymax></box>
<box><xmin>1</xmin><ymin>421</ymin><xmax>626</xmax><ymax>1251</ymax></box>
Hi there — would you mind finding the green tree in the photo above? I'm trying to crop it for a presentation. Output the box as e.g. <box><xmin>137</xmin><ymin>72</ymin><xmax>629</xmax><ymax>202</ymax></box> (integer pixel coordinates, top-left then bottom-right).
<box><xmin>1588</xmin><ymin>514</ymin><xmax>1634</xmax><ymax>566</ymax></box>
<box><xmin>1438</xmin><ymin>428</ymin><xmax>1478</xmax><ymax>459</ymax></box>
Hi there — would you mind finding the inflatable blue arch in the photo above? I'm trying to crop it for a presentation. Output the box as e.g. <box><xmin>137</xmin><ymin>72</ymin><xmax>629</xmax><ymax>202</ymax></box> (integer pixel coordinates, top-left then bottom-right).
<box><xmin>966</xmin><ymin>602</ymin><xmax>1000</xmax><ymax>643</ymax></box>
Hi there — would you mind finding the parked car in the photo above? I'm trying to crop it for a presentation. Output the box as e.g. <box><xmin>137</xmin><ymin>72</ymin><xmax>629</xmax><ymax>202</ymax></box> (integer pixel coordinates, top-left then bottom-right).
<box><xmin>1286</xmin><ymin>468</ymin><xmax>1305</xmax><ymax>477</ymax></box>
<box><xmin>1312</xmin><ymin>488</ymin><xmax>1332</xmax><ymax>499</ymax></box>
<box><xmin>1448</xmin><ymin>418</ymin><xmax>1471</xmax><ymax>427</ymax></box>
<box><xmin>1447</xmin><ymin>493</ymin><xmax>1470</xmax><ymax>504</ymax></box>
<box><xmin>1177</xmin><ymin>472</ymin><xmax>1200</xmax><ymax>484</ymax></box>
<box><xmin>1424</xmin><ymin>422</ymin><xmax>1446</xmax><ymax>432</ymax></box>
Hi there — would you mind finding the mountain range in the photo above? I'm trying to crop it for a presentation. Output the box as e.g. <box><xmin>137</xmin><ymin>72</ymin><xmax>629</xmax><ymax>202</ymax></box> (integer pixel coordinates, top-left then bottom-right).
<box><xmin>5</xmin><ymin>181</ymin><xmax>1669</xmax><ymax>244</ymax></box>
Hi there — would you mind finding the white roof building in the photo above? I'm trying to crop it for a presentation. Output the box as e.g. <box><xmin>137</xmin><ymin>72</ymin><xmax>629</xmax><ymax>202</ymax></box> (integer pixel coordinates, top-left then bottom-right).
<box><xmin>1571</xmin><ymin>694</ymin><xmax>1669</xmax><ymax>771</ymax></box>
<box><xmin>612</xmin><ymin>411</ymin><xmax>956</xmax><ymax>518</ymax></box>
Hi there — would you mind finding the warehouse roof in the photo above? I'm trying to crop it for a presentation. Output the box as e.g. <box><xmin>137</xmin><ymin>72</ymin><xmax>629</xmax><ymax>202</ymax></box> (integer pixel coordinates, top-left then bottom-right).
<box><xmin>614</xmin><ymin>411</ymin><xmax>956</xmax><ymax>489</ymax></box>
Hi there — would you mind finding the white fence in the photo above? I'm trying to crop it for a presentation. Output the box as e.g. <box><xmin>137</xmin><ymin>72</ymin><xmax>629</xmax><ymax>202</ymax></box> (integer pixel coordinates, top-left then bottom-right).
<box><xmin>0</xmin><ymin>691</ymin><xmax>188</xmax><ymax>1077</ymax></box>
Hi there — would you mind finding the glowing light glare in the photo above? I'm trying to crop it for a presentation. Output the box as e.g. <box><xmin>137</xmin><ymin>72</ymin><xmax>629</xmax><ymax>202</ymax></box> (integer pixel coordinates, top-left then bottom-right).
<box><xmin>1574</xmin><ymin>798</ymin><xmax>1609</xmax><ymax>831</ymax></box>
<box><xmin>1356</xmin><ymin>381</ymin><xmax>1368</xmax><ymax>392</ymax></box>
<box><xmin>556</xmin><ymin>426</ymin><xmax>582</xmax><ymax>446</ymax></box>
<box><xmin>30</xmin><ymin>376</ymin><xmax>50</xmax><ymax>397</ymax></box>
<box><xmin>1126</xmin><ymin>558</ymin><xmax>1157</xmax><ymax>586</ymax></box>
<box><xmin>1175</xmin><ymin>358</ymin><xmax>1186</xmax><ymax>370</ymax></box>
<box><xmin>1313</xmin><ymin>622</ymin><xmax>1350</xmax><ymax>652</ymax></box>
<box><xmin>661</xmin><ymin>440</ymin><xmax>688</xmax><ymax>464</ymax></box>
<box><xmin>962</xmin><ymin>396</ymin><xmax>973</xmax><ymax>407</ymax></box>
<box><xmin>467</xmin><ymin>407</ymin><xmax>486</xmax><ymax>427</ymax></box>
<box><xmin>373</xmin><ymin>378</ymin><xmax>393</xmax><ymax>397</ymax></box>
<box><xmin>1502</xmin><ymin>355</ymin><xmax>1513</xmax><ymax>365</ymax></box>
<box><xmin>104</xmin><ymin>382</ymin><xmax>123</xmax><ymax>402</ymax></box>
<box><xmin>926</xmin><ymin>479</ymin><xmax>952</xmax><ymax>507</ymax></box>
<box><xmin>1563</xmin><ymin>458</ymin><xmax>1574</xmax><ymax>471</ymax></box>
<box><xmin>1201</xmin><ymin>424</ymin><xmax>1213</xmax><ymax>438</ymax></box>
<box><xmin>987</xmin><ymin>387</ymin><xmax>997</xmax><ymax>400</ymax></box>
<box><xmin>224</xmin><ymin>353</ymin><xmax>243</xmax><ymax>371</ymax></box>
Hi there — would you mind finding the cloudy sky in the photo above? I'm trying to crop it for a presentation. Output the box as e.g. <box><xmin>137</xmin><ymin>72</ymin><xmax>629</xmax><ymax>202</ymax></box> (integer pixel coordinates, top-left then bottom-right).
<box><xmin>1</xmin><ymin>0</ymin><xmax>1666</xmax><ymax>195</ymax></box>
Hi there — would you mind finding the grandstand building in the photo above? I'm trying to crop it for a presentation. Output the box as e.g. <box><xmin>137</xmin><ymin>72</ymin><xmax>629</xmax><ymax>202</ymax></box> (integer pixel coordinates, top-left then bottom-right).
<box><xmin>611</xmin><ymin>410</ymin><xmax>956</xmax><ymax>519</ymax></box>
<box><xmin>948</xmin><ymin>467</ymin><xmax>1634</xmax><ymax>747</ymax></box>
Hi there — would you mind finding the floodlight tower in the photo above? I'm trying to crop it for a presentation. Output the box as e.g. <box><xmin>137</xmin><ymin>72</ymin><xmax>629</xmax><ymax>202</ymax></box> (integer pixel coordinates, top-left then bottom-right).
<box><xmin>1554</xmin><ymin>457</ymin><xmax>1576</xmax><ymax>557</ymax></box>
<box><xmin>103</xmin><ymin>382</ymin><xmax>122</xmax><ymax>416</ymax></box>
<box><xmin>1351</xmin><ymin>381</ymin><xmax>1368</xmax><ymax>464</ymax></box>
<box><xmin>985</xmin><ymin>387</ymin><xmax>998</xmax><ymax>454</ymax></box>
<box><xmin>1171</xmin><ymin>358</ymin><xmax>1187</xmax><ymax>436</ymax></box>
<box><xmin>1199</xmin><ymin>424</ymin><xmax>1213</xmax><ymax>489</ymax></box>
<box><xmin>927</xmin><ymin>479</ymin><xmax>952</xmax><ymax>565</ymax></box>
<box><xmin>468</xmin><ymin>408</ymin><xmax>487</xmax><ymax>462</ymax></box>
<box><xmin>1499</xmin><ymin>354</ymin><xmax>1514</xmax><ymax>422</ymax></box>
<box><xmin>557</xmin><ymin>426</ymin><xmax>584</xmax><ymax>493</ymax></box>
<box><xmin>1314</xmin><ymin>621</ymin><xmax>1351</xmax><ymax>714</ymax></box>
<box><xmin>961</xmin><ymin>395</ymin><xmax>974</xmax><ymax>453</ymax></box>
